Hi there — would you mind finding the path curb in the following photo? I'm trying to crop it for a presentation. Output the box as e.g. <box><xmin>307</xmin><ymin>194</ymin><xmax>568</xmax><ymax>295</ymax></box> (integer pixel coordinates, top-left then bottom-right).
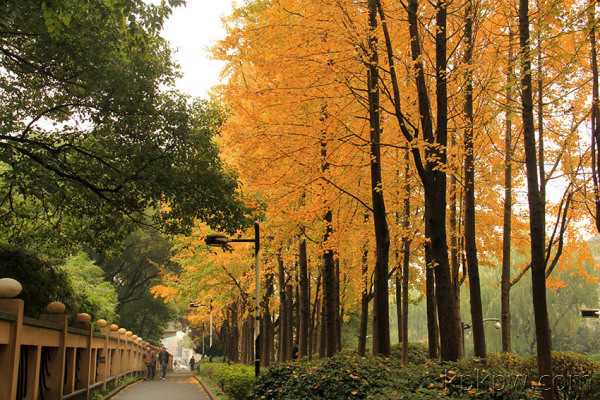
<box><xmin>104</xmin><ymin>377</ymin><xmax>143</xmax><ymax>400</ymax></box>
<box><xmin>193</xmin><ymin>375</ymin><xmax>218</xmax><ymax>400</ymax></box>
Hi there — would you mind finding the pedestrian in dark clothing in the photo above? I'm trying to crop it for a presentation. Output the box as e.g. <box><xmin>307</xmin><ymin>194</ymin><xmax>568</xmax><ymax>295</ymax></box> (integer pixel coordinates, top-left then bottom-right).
<box><xmin>189</xmin><ymin>356</ymin><xmax>196</xmax><ymax>371</ymax></box>
<box><xmin>158</xmin><ymin>347</ymin><xmax>170</xmax><ymax>380</ymax></box>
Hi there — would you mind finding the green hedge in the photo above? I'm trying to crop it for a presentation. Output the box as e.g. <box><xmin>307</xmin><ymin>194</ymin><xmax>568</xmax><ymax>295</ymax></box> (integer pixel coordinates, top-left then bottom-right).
<box><xmin>197</xmin><ymin>362</ymin><xmax>255</xmax><ymax>400</ymax></box>
<box><xmin>254</xmin><ymin>351</ymin><xmax>600</xmax><ymax>399</ymax></box>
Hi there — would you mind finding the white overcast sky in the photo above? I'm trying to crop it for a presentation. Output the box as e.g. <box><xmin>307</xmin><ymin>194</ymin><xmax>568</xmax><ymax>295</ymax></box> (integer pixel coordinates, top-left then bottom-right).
<box><xmin>153</xmin><ymin>0</ymin><xmax>236</xmax><ymax>98</ymax></box>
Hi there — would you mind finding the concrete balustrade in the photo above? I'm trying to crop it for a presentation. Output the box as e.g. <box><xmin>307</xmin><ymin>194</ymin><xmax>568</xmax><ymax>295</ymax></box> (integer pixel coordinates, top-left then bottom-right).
<box><xmin>0</xmin><ymin>279</ymin><xmax>171</xmax><ymax>400</ymax></box>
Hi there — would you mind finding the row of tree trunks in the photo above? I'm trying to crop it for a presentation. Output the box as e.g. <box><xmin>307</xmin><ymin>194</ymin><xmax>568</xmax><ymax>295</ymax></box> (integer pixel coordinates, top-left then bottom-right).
<box><xmin>240</xmin><ymin>317</ymin><xmax>254</xmax><ymax>364</ymax></box>
<box><xmin>215</xmin><ymin>0</ymin><xmax>561</xmax><ymax>379</ymax></box>
<box><xmin>220</xmin><ymin>303</ymin><xmax>240</xmax><ymax>363</ymax></box>
<box><xmin>220</xmin><ymin>254</ymin><xmax>336</xmax><ymax>364</ymax></box>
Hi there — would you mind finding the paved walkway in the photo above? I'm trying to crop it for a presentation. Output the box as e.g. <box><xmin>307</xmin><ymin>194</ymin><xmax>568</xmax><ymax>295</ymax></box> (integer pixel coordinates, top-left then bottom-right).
<box><xmin>113</xmin><ymin>372</ymin><xmax>210</xmax><ymax>400</ymax></box>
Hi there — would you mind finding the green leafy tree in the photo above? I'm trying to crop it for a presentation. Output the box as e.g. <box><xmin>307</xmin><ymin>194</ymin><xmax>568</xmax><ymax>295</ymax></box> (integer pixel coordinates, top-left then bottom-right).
<box><xmin>119</xmin><ymin>295</ymin><xmax>175</xmax><ymax>344</ymax></box>
<box><xmin>1</xmin><ymin>0</ymin><xmax>248</xmax><ymax>254</ymax></box>
<box><xmin>0</xmin><ymin>244</ymin><xmax>77</xmax><ymax>317</ymax></box>
<box><xmin>90</xmin><ymin>228</ymin><xmax>179</xmax><ymax>340</ymax></box>
<box><xmin>62</xmin><ymin>251</ymin><xmax>118</xmax><ymax>321</ymax></box>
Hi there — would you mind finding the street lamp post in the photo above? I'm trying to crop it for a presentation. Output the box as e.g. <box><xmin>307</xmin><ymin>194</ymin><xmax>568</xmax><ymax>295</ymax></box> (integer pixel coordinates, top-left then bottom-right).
<box><xmin>205</xmin><ymin>222</ymin><xmax>261</xmax><ymax>377</ymax></box>
<box><xmin>190</xmin><ymin>299</ymin><xmax>213</xmax><ymax>355</ymax></box>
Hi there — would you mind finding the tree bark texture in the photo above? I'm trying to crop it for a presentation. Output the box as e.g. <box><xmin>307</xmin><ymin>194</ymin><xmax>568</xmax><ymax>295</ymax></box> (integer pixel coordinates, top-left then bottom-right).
<box><xmin>463</xmin><ymin>0</ymin><xmax>486</xmax><ymax>359</ymax></box>
<box><xmin>367</xmin><ymin>0</ymin><xmax>391</xmax><ymax>357</ymax></box>
<box><xmin>501</xmin><ymin>15</ymin><xmax>514</xmax><ymax>353</ymax></box>
<box><xmin>518</xmin><ymin>0</ymin><xmax>554</xmax><ymax>397</ymax></box>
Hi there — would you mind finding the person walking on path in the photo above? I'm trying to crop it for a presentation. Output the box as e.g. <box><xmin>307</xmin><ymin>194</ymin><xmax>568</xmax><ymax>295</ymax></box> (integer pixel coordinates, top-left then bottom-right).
<box><xmin>189</xmin><ymin>356</ymin><xmax>196</xmax><ymax>372</ymax></box>
<box><xmin>158</xmin><ymin>347</ymin><xmax>170</xmax><ymax>380</ymax></box>
<box><xmin>143</xmin><ymin>348</ymin><xmax>156</xmax><ymax>380</ymax></box>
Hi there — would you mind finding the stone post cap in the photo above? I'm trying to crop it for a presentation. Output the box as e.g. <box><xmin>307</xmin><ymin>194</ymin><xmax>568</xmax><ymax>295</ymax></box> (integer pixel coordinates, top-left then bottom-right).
<box><xmin>110</xmin><ymin>324</ymin><xmax>119</xmax><ymax>332</ymax></box>
<box><xmin>46</xmin><ymin>301</ymin><xmax>66</xmax><ymax>314</ymax></box>
<box><xmin>126</xmin><ymin>330</ymin><xmax>133</xmax><ymax>337</ymax></box>
<box><xmin>118</xmin><ymin>328</ymin><xmax>127</xmax><ymax>334</ymax></box>
<box><xmin>96</xmin><ymin>319</ymin><xmax>108</xmax><ymax>328</ymax></box>
<box><xmin>0</xmin><ymin>278</ymin><xmax>22</xmax><ymax>298</ymax></box>
<box><xmin>77</xmin><ymin>313</ymin><xmax>91</xmax><ymax>322</ymax></box>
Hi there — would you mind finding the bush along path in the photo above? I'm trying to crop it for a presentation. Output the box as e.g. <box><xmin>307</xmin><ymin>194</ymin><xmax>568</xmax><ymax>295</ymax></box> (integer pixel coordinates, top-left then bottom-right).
<box><xmin>203</xmin><ymin>345</ymin><xmax>600</xmax><ymax>400</ymax></box>
<box><xmin>196</xmin><ymin>362</ymin><xmax>255</xmax><ymax>400</ymax></box>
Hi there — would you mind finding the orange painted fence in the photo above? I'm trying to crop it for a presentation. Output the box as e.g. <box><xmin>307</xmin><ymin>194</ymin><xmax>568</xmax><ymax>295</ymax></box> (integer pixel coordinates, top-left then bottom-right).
<box><xmin>0</xmin><ymin>281</ymin><xmax>172</xmax><ymax>400</ymax></box>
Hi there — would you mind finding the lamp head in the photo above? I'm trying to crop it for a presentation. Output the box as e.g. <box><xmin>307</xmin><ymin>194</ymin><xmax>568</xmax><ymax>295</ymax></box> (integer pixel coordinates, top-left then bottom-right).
<box><xmin>581</xmin><ymin>308</ymin><xmax>600</xmax><ymax>318</ymax></box>
<box><xmin>205</xmin><ymin>233</ymin><xmax>229</xmax><ymax>247</ymax></box>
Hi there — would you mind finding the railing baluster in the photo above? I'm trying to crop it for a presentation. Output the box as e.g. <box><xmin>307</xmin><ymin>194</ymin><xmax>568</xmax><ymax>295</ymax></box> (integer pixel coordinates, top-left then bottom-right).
<box><xmin>26</xmin><ymin>346</ymin><xmax>42</xmax><ymax>400</ymax></box>
<box><xmin>0</xmin><ymin>295</ymin><xmax>24</xmax><ymax>400</ymax></box>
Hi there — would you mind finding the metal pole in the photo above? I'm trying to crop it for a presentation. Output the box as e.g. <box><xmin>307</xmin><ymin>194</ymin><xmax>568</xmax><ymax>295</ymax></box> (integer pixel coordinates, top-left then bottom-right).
<box><xmin>209</xmin><ymin>300</ymin><xmax>213</xmax><ymax>349</ymax></box>
<box><xmin>254</xmin><ymin>222</ymin><xmax>261</xmax><ymax>378</ymax></box>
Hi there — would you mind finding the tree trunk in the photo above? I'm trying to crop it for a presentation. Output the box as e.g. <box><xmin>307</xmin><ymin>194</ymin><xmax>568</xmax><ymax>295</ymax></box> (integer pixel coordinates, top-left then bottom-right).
<box><xmin>449</xmin><ymin>130</ymin><xmax>462</xmax><ymax>358</ymax></box>
<box><xmin>319</xmin><ymin>280</ymin><xmax>327</xmax><ymax>357</ymax></box>
<box><xmin>431</xmin><ymin>0</ymin><xmax>460</xmax><ymax>362</ymax></box>
<box><xmin>221</xmin><ymin>319</ymin><xmax>229</xmax><ymax>363</ymax></box>
<box><xmin>463</xmin><ymin>0</ymin><xmax>486</xmax><ymax>359</ymax></box>
<box><xmin>401</xmin><ymin>149</ymin><xmax>411</xmax><ymax>365</ymax></box>
<box><xmin>367</xmin><ymin>0</ymin><xmax>391</xmax><ymax>357</ymax></box>
<box><xmin>322</xmin><ymin>223</ymin><xmax>337</xmax><ymax>357</ymax></box>
<box><xmin>295</xmin><ymin>267</ymin><xmax>300</xmax><ymax>349</ymax></box>
<box><xmin>358</xmin><ymin>243</ymin><xmax>370</xmax><ymax>356</ymax></box>
<box><xmin>262</xmin><ymin>273</ymin><xmax>274</xmax><ymax>367</ymax></box>
<box><xmin>589</xmin><ymin>0</ymin><xmax>600</xmax><ymax>232</ymax></box>
<box><xmin>518</xmin><ymin>0</ymin><xmax>553</xmax><ymax>397</ymax></box>
<box><xmin>286</xmin><ymin>282</ymin><xmax>294</xmax><ymax>360</ymax></box>
<box><xmin>310</xmin><ymin>272</ymin><xmax>321</xmax><ymax>359</ymax></box>
<box><xmin>320</xmin><ymin>105</ymin><xmax>338</xmax><ymax>357</ymax></box>
<box><xmin>536</xmin><ymin>0</ymin><xmax>546</xmax><ymax>207</ymax></box>
<box><xmin>230</xmin><ymin>303</ymin><xmax>239</xmax><ymax>363</ymax></box>
<box><xmin>405</xmin><ymin>0</ymin><xmax>460</xmax><ymax>361</ymax></box>
<box><xmin>241</xmin><ymin>317</ymin><xmax>248</xmax><ymax>363</ymax></box>
<box><xmin>299</xmin><ymin>234</ymin><xmax>310</xmax><ymax>358</ymax></box>
<box><xmin>335</xmin><ymin>259</ymin><xmax>342</xmax><ymax>352</ymax></box>
<box><xmin>501</xmin><ymin>14</ymin><xmax>514</xmax><ymax>353</ymax></box>
<box><xmin>395</xmin><ymin>269</ymin><xmax>402</xmax><ymax>344</ymax></box>
<box><xmin>277</xmin><ymin>253</ymin><xmax>289</xmax><ymax>362</ymax></box>
<box><xmin>425</xmin><ymin>246</ymin><xmax>439</xmax><ymax>359</ymax></box>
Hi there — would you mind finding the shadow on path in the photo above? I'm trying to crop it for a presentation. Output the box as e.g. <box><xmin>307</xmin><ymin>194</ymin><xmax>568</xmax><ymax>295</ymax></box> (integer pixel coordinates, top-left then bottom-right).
<box><xmin>113</xmin><ymin>372</ymin><xmax>209</xmax><ymax>400</ymax></box>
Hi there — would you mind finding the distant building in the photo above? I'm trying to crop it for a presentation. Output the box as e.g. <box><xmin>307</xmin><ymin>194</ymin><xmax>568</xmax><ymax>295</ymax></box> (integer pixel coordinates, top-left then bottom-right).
<box><xmin>161</xmin><ymin>321</ymin><xmax>197</xmax><ymax>368</ymax></box>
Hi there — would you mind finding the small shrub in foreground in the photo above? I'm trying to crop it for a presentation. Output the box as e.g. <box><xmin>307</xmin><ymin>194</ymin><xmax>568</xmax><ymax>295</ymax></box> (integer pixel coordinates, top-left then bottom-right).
<box><xmin>197</xmin><ymin>362</ymin><xmax>254</xmax><ymax>400</ymax></box>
